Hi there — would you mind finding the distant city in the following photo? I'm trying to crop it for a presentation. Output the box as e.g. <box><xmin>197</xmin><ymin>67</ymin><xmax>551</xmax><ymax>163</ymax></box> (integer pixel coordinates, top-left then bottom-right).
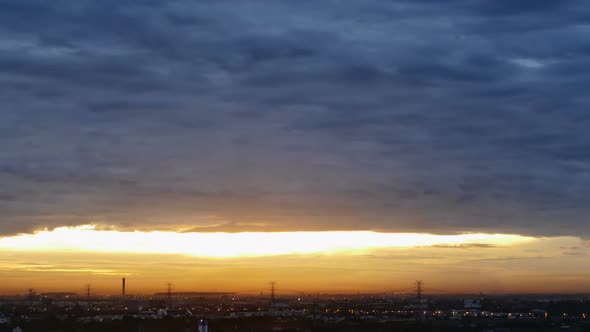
<box><xmin>1</xmin><ymin>278</ymin><xmax>589</xmax><ymax>331</ymax></box>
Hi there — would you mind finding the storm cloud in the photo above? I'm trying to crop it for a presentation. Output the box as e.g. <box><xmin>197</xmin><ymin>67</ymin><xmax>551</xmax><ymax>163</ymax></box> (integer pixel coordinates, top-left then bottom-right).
<box><xmin>1</xmin><ymin>0</ymin><xmax>590</xmax><ymax>236</ymax></box>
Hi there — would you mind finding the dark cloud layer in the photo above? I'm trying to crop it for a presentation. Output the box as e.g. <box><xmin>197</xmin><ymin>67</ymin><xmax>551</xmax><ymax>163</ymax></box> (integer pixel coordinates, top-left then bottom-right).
<box><xmin>1</xmin><ymin>0</ymin><xmax>590</xmax><ymax>236</ymax></box>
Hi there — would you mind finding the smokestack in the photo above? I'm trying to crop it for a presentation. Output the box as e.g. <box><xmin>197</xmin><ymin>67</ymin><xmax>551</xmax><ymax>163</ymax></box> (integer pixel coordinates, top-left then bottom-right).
<box><xmin>122</xmin><ymin>278</ymin><xmax>126</xmax><ymax>304</ymax></box>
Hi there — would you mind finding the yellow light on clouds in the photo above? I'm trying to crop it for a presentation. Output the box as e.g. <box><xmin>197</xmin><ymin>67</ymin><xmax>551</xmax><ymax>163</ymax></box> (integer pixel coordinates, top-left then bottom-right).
<box><xmin>0</xmin><ymin>225</ymin><xmax>534</xmax><ymax>257</ymax></box>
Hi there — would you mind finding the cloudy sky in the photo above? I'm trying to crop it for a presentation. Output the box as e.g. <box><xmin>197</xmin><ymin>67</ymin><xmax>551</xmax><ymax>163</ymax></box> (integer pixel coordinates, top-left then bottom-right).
<box><xmin>1</xmin><ymin>0</ymin><xmax>590</xmax><ymax>293</ymax></box>
<box><xmin>3</xmin><ymin>0</ymin><xmax>590</xmax><ymax>237</ymax></box>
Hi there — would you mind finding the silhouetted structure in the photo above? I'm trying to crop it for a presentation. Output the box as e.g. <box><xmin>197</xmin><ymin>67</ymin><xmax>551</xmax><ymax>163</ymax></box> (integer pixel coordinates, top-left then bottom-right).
<box><xmin>122</xmin><ymin>278</ymin><xmax>126</xmax><ymax>306</ymax></box>
<box><xmin>166</xmin><ymin>282</ymin><xmax>173</xmax><ymax>308</ymax></box>
<box><xmin>27</xmin><ymin>288</ymin><xmax>36</xmax><ymax>304</ymax></box>
<box><xmin>415</xmin><ymin>280</ymin><xmax>423</xmax><ymax>301</ymax></box>
<box><xmin>269</xmin><ymin>281</ymin><xmax>277</xmax><ymax>306</ymax></box>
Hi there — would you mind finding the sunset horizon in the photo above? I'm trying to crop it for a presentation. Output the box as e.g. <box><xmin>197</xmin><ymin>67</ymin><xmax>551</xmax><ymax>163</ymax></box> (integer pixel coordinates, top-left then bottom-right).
<box><xmin>0</xmin><ymin>224</ymin><xmax>587</xmax><ymax>296</ymax></box>
<box><xmin>2</xmin><ymin>0</ymin><xmax>590</xmax><ymax>330</ymax></box>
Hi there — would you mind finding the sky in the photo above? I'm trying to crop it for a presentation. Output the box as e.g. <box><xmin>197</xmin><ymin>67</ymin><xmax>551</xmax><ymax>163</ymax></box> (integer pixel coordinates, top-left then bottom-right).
<box><xmin>1</xmin><ymin>0</ymin><xmax>590</xmax><ymax>294</ymax></box>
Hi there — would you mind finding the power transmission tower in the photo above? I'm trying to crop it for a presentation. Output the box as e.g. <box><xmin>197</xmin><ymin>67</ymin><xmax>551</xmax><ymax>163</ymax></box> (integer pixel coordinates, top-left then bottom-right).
<box><xmin>269</xmin><ymin>281</ymin><xmax>276</xmax><ymax>306</ymax></box>
<box><xmin>27</xmin><ymin>288</ymin><xmax>36</xmax><ymax>304</ymax></box>
<box><xmin>415</xmin><ymin>280</ymin><xmax>423</xmax><ymax>301</ymax></box>
<box><xmin>166</xmin><ymin>282</ymin><xmax>173</xmax><ymax>308</ymax></box>
<box><xmin>85</xmin><ymin>284</ymin><xmax>92</xmax><ymax>310</ymax></box>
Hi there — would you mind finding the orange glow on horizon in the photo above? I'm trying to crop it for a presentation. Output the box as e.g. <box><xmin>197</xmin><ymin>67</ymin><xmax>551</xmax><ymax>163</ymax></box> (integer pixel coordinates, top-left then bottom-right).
<box><xmin>0</xmin><ymin>225</ymin><xmax>534</xmax><ymax>257</ymax></box>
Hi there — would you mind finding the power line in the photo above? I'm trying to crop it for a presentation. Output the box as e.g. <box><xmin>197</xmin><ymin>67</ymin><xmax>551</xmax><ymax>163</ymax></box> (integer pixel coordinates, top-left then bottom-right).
<box><xmin>390</xmin><ymin>286</ymin><xmax>416</xmax><ymax>294</ymax></box>
<box><xmin>426</xmin><ymin>287</ymin><xmax>454</xmax><ymax>295</ymax></box>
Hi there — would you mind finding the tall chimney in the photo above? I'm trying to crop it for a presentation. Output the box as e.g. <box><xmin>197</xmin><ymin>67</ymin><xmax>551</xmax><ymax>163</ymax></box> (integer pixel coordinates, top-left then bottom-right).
<box><xmin>122</xmin><ymin>278</ymin><xmax>126</xmax><ymax>304</ymax></box>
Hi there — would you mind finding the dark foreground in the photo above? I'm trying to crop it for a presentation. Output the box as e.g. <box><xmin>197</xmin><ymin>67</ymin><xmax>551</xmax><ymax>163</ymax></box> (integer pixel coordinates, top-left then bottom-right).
<box><xmin>2</xmin><ymin>317</ymin><xmax>590</xmax><ymax>332</ymax></box>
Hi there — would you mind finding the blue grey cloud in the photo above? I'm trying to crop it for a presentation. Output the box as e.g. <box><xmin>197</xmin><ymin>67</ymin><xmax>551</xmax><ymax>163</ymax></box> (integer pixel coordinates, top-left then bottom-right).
<box><xmin>1</xmin><ymin>0</ymin><xmax>589</xmax><ymax>235</ymax></box>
